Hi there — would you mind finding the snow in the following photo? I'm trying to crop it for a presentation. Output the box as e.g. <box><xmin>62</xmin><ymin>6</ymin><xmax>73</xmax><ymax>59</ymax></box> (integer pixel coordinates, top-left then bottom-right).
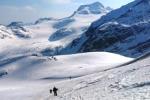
<box><xmin>75</xmin><ymin>2</ymin><xmax>109</xmax><ymax>15</ymax></box>
<box><xmin>0</xmin><ymin>52</ymin><xmax>134</xmax><ymax>100</ymax></box>
<box><xmin>0</xmin><ymin>25</ymin><xmax>15</xmax><ymax>39</ymax></box>
<box><xmin>0</xmin><ymin>1</ymin><xmax>149</xmax><ymax>100</ymax></box>
<box><xmin>0</xmin><ymin>6</ymin><xmax>107</xmax><ymax>59</ymax></box>
<box><xmin>0</xmin><ymin>52</ymin><xmax>133</xmax><ymax>80</ymax></box>
<box><xmin>1</xmin><ymin>52</ymin><xmax>150</xmax><ymax>100</ymax></box>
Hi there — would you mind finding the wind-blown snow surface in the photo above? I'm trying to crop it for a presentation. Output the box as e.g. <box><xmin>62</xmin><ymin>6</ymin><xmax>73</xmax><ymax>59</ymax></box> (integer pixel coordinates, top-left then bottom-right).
<box><xmin>49</xmin><ymin>52</ymin><xmax>150</xmax><ymax>100</ymax></box>
<box><xmin>0</xmin><ymin>52</ymin><xmax>133</xmax><ymax>100</ymax></box>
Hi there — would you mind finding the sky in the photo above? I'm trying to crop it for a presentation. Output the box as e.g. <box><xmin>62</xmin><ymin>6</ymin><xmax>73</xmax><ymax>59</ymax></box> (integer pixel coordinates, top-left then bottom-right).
<box><xmin>0</xmin><ymin>0</ymin><xmax>134</xmax><ymax>25</ymax></box>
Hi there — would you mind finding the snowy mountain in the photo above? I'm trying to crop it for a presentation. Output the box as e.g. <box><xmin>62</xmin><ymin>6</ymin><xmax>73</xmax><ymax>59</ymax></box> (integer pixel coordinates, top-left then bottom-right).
<box><xmin>67</xmin><ymin>0</ymin><xmax>150</xmax><ymax>57</ymax></box>
<box><xmin>0</xmin><ymin>2</ymin><xmax>110</xmax><ymax>59</ymax></box>
<box><xmin>49</xmin><ymin>2</ymin><xmax>111</xmax><ymax>42</ymax></box>
<box><xmin>0</xmin><ymin>25</ymin><xmax>14</xmax><ymax>39</ymax></box>
<box><xmin>72</xmin><ymin>2</ymin><xmax>111</xmax><ymax>15</ymax></box>
<box><xmin>7</xmin><ymin>22</ymin><xmax>31</xmax><ymax>38</ymax></box>
<box><xmin>0</xmin><ymin>22</ymin><xmax>31</xmax><ymax>40</ymax></box>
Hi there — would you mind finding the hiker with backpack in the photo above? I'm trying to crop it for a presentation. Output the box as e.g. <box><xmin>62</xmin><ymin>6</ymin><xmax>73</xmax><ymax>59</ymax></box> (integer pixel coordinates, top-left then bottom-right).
<box><xmin>49</xmin><ymin>86</ymin><xmax>58</xmax><ymax>96</ymax></box>
<box><xmin>53</xmin><ymin>86</ymin><xmax>58</xmax><ymax>96</ymax></box>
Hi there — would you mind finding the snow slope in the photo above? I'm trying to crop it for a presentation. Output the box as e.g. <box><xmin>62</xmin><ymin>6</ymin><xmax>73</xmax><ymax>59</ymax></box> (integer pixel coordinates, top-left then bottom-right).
<box><xmin>1</xmin><ymin>52</ymin><xmax>150</xmax><ymax>100</ymax></box>
<box><xmin>0</xmin><ymin>52</ymin><xmax>132</xmax><ymax>80</ymax></box>
<box><xmin>0</xmin><ymin>52</ymin><xmax>133</xmax><ymax>100</ymax></box>
<box><xmin>0</xmin><ymin>1</ymin><xmax>149</xmax><ymax>99</ymax></box>
<box><xmin>49</xmin><ymin>52</ymin><xmax>150</xmax><ymax>100</ymax></box>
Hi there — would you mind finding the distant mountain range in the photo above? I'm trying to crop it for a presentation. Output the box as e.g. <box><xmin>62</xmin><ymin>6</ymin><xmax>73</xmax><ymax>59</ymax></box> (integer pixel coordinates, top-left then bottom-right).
<box><xmin>0</xmin><ymin>2</ymin><xmax>110</xmax><ymax>59</ymax></box>
<box><xmin>0</xmin><ymin>0</ymin><xmax>150</xmax><ymax>58</ymax></box>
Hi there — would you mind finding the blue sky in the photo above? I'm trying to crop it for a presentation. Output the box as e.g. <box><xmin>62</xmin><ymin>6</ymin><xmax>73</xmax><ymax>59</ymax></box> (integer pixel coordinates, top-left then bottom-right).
<box><xmin>0</xmin><ymin>0</ymin><xmax>134</xmax><ymax>25</ymax></box>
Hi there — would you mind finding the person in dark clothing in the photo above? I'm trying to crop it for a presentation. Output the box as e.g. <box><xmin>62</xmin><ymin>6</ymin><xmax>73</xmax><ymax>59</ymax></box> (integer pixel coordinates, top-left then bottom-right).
<box><xmin>53</xmin><ymin>57</ymin><xmax>57</xmax><ymax>61</ymax></box>
<box><xmin>49</xmin><ymin>89</ymin><xmax>52</xmax><ymax>94</ymax></box>
<box><xmin>53</xmin><ymin>86</ymin><xmax>58</xmax><ymax>96</ymax></box>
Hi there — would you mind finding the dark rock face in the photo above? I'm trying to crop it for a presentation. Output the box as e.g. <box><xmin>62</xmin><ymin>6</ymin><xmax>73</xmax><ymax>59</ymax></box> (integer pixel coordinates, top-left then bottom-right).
<box><xmin>78</xmin><ymin>22</ymin><xmax>150</xmax><ymax>57</ymax></box>
<box><xmin>53</xmin><ymin>19</ymin><xmax>75</xmax><ymax>29</ymax></box>
<box><xmin>7</xmin><ymin>22</ymin><xmax>24</xmax><ymax>28</ymax></box>
<box><xmin>72</xmin><ymin>0</ymin><xmax>150</xmax><ymax>57</ymax></box>
<box><xmin>35</xmin><ymin>18</ymin><xmax>55</xmax><ymax>24</ymax></box>
<box><xmin>49</xmin><ymin>28</ymin><xmax>75</xmax><ymax>41</ymax></box>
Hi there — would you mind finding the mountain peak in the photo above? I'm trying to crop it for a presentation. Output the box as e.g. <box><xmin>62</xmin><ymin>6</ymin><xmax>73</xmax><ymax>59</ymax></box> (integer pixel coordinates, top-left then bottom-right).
<box><xmin>74</xmin><ymin>2</ymin><xmax>110</xmax><ymax>15</ymax></box>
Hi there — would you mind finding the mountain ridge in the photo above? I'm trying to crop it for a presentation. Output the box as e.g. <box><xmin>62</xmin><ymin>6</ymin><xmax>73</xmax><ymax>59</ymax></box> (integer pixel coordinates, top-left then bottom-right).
<box><xmin>66</xmin><ymin>0</ymin><xmax>150</xmax><ymax>57</ymax></box>
<box><xmin>0</xmin><ymin>2</ymin><xmax>110</xmax><ymax>59</ymax></box>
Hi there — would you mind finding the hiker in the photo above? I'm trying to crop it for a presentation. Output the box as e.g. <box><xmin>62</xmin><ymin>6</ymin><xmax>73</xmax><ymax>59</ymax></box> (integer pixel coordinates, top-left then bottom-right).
<box><xmin>53</xmin><ymin>86</ymin><xmax>58</xmax><ymax>96</ymax></box>
<box><xmin>49</xmin><ymin>89</ymin><xmax>52</xmax><ymax>94</ymax></box>
<box><xmin>51</xmin><ymin>56</ymin><xmax>57</xmax><ymax>61</ymax></box>
<box><xmin>54</xmin><ymin>57</ymin><xmax>57</xmax><ymax>61</ymax></box>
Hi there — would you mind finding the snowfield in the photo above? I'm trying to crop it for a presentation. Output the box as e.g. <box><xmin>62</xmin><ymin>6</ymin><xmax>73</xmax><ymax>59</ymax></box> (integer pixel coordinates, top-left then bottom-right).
<box><xmin>0</xmin><ymin>52</ymin><xmax>133</xmax><ymax>80</ymax></box>
<box><xmin>0</xmin><ymin>52</ymin><xmax>135</xmax><ymax>100</ymax></box>
<box><xmin>0</xmin><ymin>1</ymin><xmax>150</xmax><ymax>100</ymax></box>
